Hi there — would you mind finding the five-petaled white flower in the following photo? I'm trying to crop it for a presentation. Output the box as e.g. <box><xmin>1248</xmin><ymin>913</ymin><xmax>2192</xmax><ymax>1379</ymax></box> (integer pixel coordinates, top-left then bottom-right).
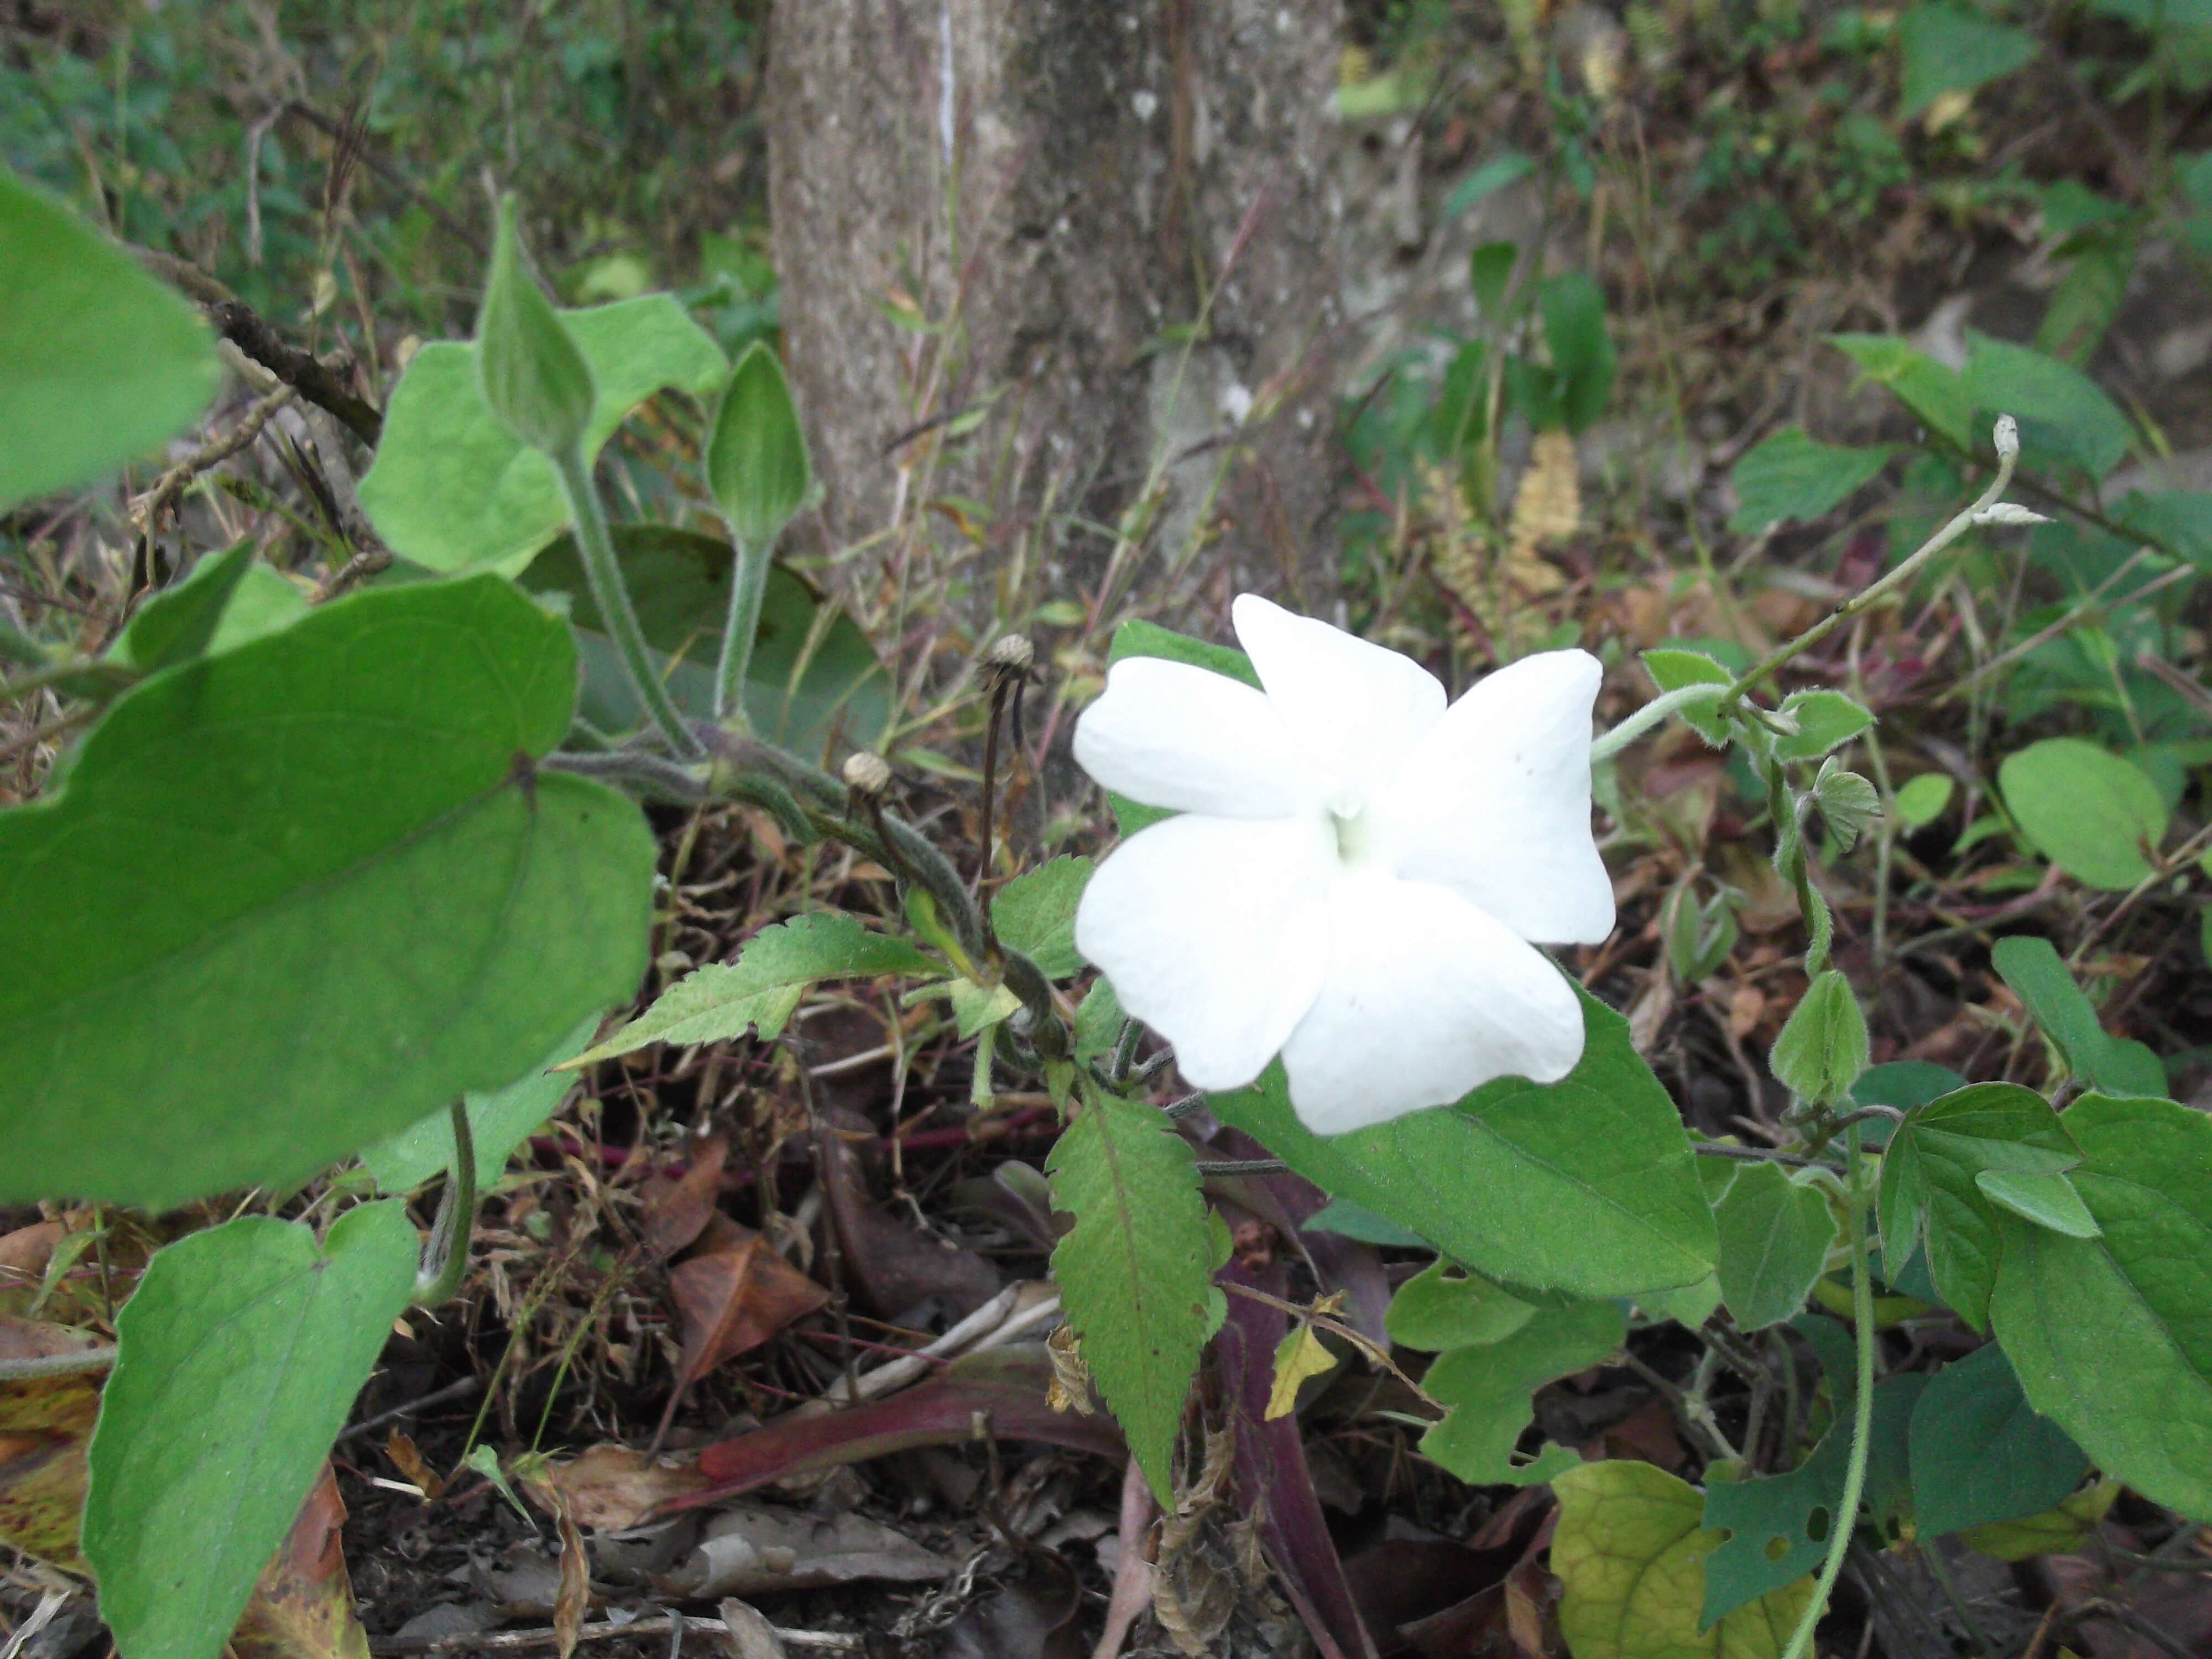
<box><xmin>1072</xmin><ymin>595</ymin><xmax>1614</xmax><ymax>1135</ymax></box>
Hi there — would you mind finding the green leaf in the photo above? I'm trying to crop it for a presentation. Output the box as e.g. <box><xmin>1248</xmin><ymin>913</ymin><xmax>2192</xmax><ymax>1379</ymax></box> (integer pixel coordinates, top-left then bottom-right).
<box><xmin>1828</xmin><ymin>335</ymin><xmax>1971</xmax><ymax>452</ymax></box>
<box><xmin>1976</xmin><ymin>1170</ymin><xmax>2100</xmax><ymax>1237</ymax></box>
<box><xmin>1897</xmin><ymin>4</ymin><xmax>2039</xmax><ymax>118</ymax></box>
<box><xmin>0</xmin><ymin>167</ymin><xmax>221</xmax><ymax>509</ymax></box>
<box><xmin>1073</xmin><ymin>978</ymin><xmax>1125</xmax><ymax>1065</ymax></box>
<box><xmin>1772</xmin><ymin>690</ymin><xmax>1874</xmax><ymax>761</ymax></box>
<box><xmin>0</xmin><ymin>575</ymin><xmax>655</xmax><ymax>1209</ymax></box>
<box><xmin>1962</xmin><ymin>331</ymin><xmax>2133</xmax><ymax>480</ymax></box>
<box><xmin>112</xmin><ymin>545</ymin><xmax>258</xmax><ymax>672</ymax></box>
<box><xmin>1444</xmin><ymin>154</ymin><xmax>1535</xmax><ymax>219</ymax></box>
<box><xmin>570</xmin><ymin>912</ymin><xmax>941</xmax><ymax>1067</ymax></box>
<box><xmin>521</xmin><ymin>525</ymin><xmax>888</xmax><ymax>755</ymax></box>
<box><xmin>1209</xmin><ymin>988</ymin><xmax>1717</xmax><ymax>1299</ymax></box>
<box><xmin>1540</xmin><ymin>271</ymin><xmax>1616</xmax><ymax>435</ymax></box>
<box><xmin>1877</xmin><ymin>1083</ymin><xmax>2081</xmax><ymax>1332</ymax></box>
<box><xmin>1712</xmin><ymin>1162</ymin><xmax>1840</xmax><ymax>1330</ymax></box>
<box><xmin>1958</xmin><ymin>1479</ymin><xmax>2116</xmax><ymax>1560</ymax></box>
<box><xmin>1853</xmin><ymin>1060</ymin><xmax>1966</xmax><ymax>1117</ymax></box>
<box><xmin>992</xmin><ymin>857</ymin><xmax>1093</xmax><ymax>979</ymax></box>
<box><xmin>1386</xmin><ymin>1259</ymin><xmax>1538</xmax><ymax>1350</ymax></box>
<box><xmin>83</xmin><ymin>1202</ymin><xmax>421</xmax><ymax>1659</ymax></box>
<box><xmin>1999</xmin><ymin>737</ymin><xmax>2167</xmax><ymax>891</ymax></box>
<box><xmin>708</xmin><ymin>341</ymin><xmax>813</xmax><ymax>550</ymax></box>
<box><xmin>2036</xmin><ymin>234</ymin><xmax>2135</xmax><ymax>366</ymax></box>
<box><xmin>1908</xmin><ymin>1340</ymin><xmax>2090</xmax><ymax>1537</ymax></box>
<box><xmin>360</xmin><ymin>295</ymin><xmax>727</xmax><ymax>575</ymax></box>
<box><xmin>1641</xmin><ymin>648</ymin><xmax>1734</xmax><ymax>746</ymax></box>
<box><xmin>1303</xmin><ymin>1198</ymin><xmax>1429</xmax><ymax>1249</ymax></box>
<box><xmin>1768</xmin><ymin>971</ymin><xmax>1868</xmax><ymax>1107</ymax></box>
<box><xmin>362</xmin><ymin>1010</ymin><xmax>601</xmax><ymax>1193</ymax></box>
<box><xmin>1990</xmin><ymin>934</ymin><xmax>2168</xmax><ymax>1098</ymax></box>
<box><xmin>2115</xmin><ymin>489</ymin><xmax>2212</xmax><ymax>572</ymax></box>
<box><xmin>945</xmin><ymin>976</ymin><xmax>1022</xmax><ymax>1039</ymax></box>
<box><xmin>1811</xmin><ymin>761</ymin><xmax>1882</xmax><ymax>854</ymax></box>
<box><xmin>1726</xmin><ymin>428</ymin><xmax>1891</xmax><ymax>534</ymax></box>
<box><xmin>1893</xmin><ymin>773</ymin><xmax>1955</xmax><ymax>829</ymax></box>
<box><xmin>476</xmin><ymin>197</ymin><xmax>596</xmax><ymax>455</ymax></box>
<box><xmin>1470</xmin><ymin>241</ymin><xmax>1521</xmax><ymax>319</ymax></box>
<box><xmin>1703</xmin><ymin>1338</ymin><xmax>1923</xmax><ymax>1623</ymax></box>
<box><xmin>1418</xmin><ymin>1303</ymin><xmax>1625</xmax><ymax>1485</ymax></box>
<box><xmin>1046</xmin><ymin>1091</ymin><xmax>1213</xmax><ymax>1504</ymax></box>
<box><xmin>1990</xmin><ymin>1093</ymin><xmax>2212</xmax><ymax>1521</ymax></box>
<box><xmin>1553</xmin><ymin>1460</ymin><xmax>1814</xmax><ymax>1659</ymax></box>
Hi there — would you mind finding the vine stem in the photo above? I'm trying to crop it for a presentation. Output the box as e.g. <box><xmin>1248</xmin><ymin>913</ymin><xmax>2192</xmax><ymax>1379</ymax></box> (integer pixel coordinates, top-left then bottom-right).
<box><xmin>1589</xmin><ymin>682</ymin><xmax>1727</xmax><ymax>763</ymax></box>
<box><xmin>550</xmin><ymin>446</ymin><xmax>701</xmax><ymax>759</ymax></box>
<box><xmin>414</xmin><ymin>1101</ymin><xmax>478</xmax><ymax>1305</ymax></box>
<box><xmin>712</xmin><ymin>536</ymin><xmax>770</xmax><ymax>727</ymax></box>
<box><xmin>1779</xmin><ymin>1121</ymin><xmax>1875</xmax><ymax>1659</ymax></box>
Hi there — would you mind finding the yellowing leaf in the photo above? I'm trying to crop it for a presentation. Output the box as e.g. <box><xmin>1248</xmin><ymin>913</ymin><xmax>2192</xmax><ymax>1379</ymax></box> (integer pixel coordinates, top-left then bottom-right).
<box><xmin>1552</xmin><ymin>1460</ymin><xmax>1813</xmax><ymax>1659</ymax></box>
<box><xmin>1266</xmin><ymin>1325</ymin><xmax>1338</xmax><ymax>1420</ymax></box>
<box><xmin>1958</xmin><ymin>1479</ymin><xmax>2116</xmax><ymax>1561</ymax></box>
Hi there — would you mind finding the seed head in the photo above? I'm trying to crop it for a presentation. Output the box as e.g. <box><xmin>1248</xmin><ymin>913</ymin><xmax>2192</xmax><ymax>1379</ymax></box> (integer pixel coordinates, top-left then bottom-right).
<box><xmin>842</xmin><ymin>751</ymin><xmax>892</xmax><ymax>797</ymax></box>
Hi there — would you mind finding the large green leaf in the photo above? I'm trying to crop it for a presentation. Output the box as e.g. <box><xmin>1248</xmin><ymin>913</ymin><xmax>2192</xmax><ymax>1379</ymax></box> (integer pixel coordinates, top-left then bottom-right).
<box><xmin>1726</xmin><ymin>428</ymin><xmax>1891</xmax><ymax>534</ymax></box>
<box><xmin>1990</xmin><ymin>1093</ymin><xmax>2212</xmax><ymax>1521</ymax></box>
<box><xmin>1553</xmin><ymin>1460</ymin><xmax>1813</xmax><ymax>1659</ymax></box>
<box><xmin>1047</xmin><ymin>1091</ymin><xmax>1214</xmax><ymax>1504</ymax></box>
<box><xmin>2000</xmin><ymin>738</ymin><xmax>2167</xmax><ymax>891</ymax></box>
<box><xmin>568</xmin><ymin>912</ymin><xmax>941</xmax><ymax>1068</ymax></box>
<box><xmin>521</xmin><ymin>525</ymin><xmax>889</xmax><ymax>756</ymax></box>
<box><xmin>991</xmin><ymin>856</ymin><xmax>1093</xmax><ymax>979</ymax></box>
<box><xmin>84</xmin><ymin>1202</ymin><xmax>421</xmax><ymax>1659</ymax></box>
<box><xmin>1710</xmin><ymin>1161</ymin><xmax>1839</xmax><ymax>1331</ymax></box>
<box><xmin>1908</xmin><ymin>1340</ymin><xmax>2089</xmax><ymax>1537</ymax></box>
<box><xmin>1209</xmin><ymin>988</ymin><xmax>1716</xmax><ymax>1298</ymax></box>
<box><xmin>0</xmin><ymin>575</ymin><xmax>656</xmax><ymax>1209</ymax></box>
<box><xmin>1828</xmin><ymin>335</ymin><xmax>1971</xmax><ymax>452</ymax></box>
<box><xmin>0</xmin><ymin>168</ymin><xmax>221</xmax><ymax>509</ymax></box>
<box><xmin>1418</xmin><ymin>1302</ymin><xmax>1625</xmax><ymax>1486</ymax></box>
<box><xmin>1897</xmin><ymin>4</ymin><xmax>2039</xmax><ymax>118</ymax></box>
<box><xmin>1877</xmin><ymin>1083</ymin><xmax>2082</xmax><ymax>1332</ymax></box>
<box><xmin>1962</xmin><ymin>332</ymin><xmax>2133</xmax><ymax>481</ymax></box>
<box><xmin>1991</xmin><ymin>934</ymin><xmax>2167</xmax><ymax>1098</ymax></box>
<box><xmin>359</xmin><ymin>294</ymin><xmax>727</xmax><ymax>575</ymax></box>
<box><xmin>362</xmin><ymin>1010</ymin><xmax>601</xmax><ymax>1193</ymax></box>
<box><xmin>1385</xmin><ymin>1259</ymin><xmax>1538</xmax><ymax>1349</ymax></box>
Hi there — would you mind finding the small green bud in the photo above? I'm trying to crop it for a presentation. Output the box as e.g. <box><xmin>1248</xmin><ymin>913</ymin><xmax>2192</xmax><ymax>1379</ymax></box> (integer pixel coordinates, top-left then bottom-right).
<box><xmin>707</xmin><ymin>340</ymin><xmax>812</xmax><ymax>551</ymax></box>
<box><xmin>476</xmin><ymin>196</ymin><xmax>594</xmax><ymax>455</ymax></box>
<box><xmin>1770</xmin><ymin>969</ymin><xmax>1869</xmax><ymax>1107</ymax></box>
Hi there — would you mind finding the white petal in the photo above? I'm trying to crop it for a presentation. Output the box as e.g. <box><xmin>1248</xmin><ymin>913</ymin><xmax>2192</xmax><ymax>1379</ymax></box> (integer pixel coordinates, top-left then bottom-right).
<box><xmin>1279</xmin><ymin>872</ymin><xmax>1585</xmax><ymax>1135</ymax></box>
<box><xmin>1073</xmin><ymin>656</ymin><xmax>1320</xmax><ymax>818</ymax></box>
<box><xmin>1375</xmin><ymin>648</ymin><xmax>1614</xmax><ymax>945</ymax></box>
<box><xmin>1232</xmin><ymin>594</ymin><xmax>1445</xmax><ymax>803</ymax></box>
<box><xmin>1074</xmin><ymin>813</ymin><xmax>1334</xmax><ymax>1091</ymax></box>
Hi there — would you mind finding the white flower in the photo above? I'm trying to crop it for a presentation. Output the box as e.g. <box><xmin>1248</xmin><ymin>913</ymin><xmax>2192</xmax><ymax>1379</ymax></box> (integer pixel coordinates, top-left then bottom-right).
<box><xmin>1072</xmin><ymin>595</ymin><xmax>1614</xmax><ymax>1135</ymax></box>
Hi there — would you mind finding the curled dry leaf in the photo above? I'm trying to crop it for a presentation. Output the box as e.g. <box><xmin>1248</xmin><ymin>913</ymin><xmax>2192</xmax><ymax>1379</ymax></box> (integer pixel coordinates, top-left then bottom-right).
<box><xmin>522</xmin><ymin>1443</ymin><xmax>715</xmax><ymax>1532</ymax></box>
<box><xmin>815</xmin><ymin>1112</ymin><xmax>1001</xmax><ymax>1321</ymax></box>
<box><xmin>716</xmin><ymin>1598</ymin><xmax>787</xmax><ymax>1659</ymax></box>
<box><xmin>0</xmin><ymin>1316</ymin><xmax>104</xmax><ymax>1572</ymax></box>
<box><xmin>228</xmin><ymin>1463</ymin><xmax>373</xmax><ymax>1659</ymax></box>
<box><xmin>662</xmin><ymin>1504</ymin><xmax>951</xmax><ymax>1598</ymax></box>
<box><xmin>658</xmin><ymin>1214</ymin><xmax>832</xmax><ymax>1444</ymax></box>
<box><xmin>382</xmin><ymin>1432</ymin><xmax>444</xmax><ymax>1500</ymax></box>
<box><xmin>641</xmin><ymin>1132</ymin><xmax>729</xmax><ymax>1260</ymax></box>
<box><xmin>552</xmin><ymin>1494</ymin><xmax>590</xmax><ymax>1659</ymax></box>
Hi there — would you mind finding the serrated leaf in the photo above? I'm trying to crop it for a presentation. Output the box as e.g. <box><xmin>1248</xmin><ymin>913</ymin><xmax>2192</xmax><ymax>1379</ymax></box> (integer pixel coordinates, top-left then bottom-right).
<box><xmin>1418</xmin><ymin>1302</ymin><xmax>1624</xmax><ymax>1485</ymax></box>
<box><xmin>1046</xmin><ymin>1092</ymin><xmax>1212</xmax><ymax>1504</ymax></box>
<box><xmin>1073</xmin><ymin>978</ymin><xmax>1124</xmax><ymax>1065</ymax></box>
<box><xmin>992</xmin><ymin>856</ymin><xmax>1092</xmax><ymax>979</ymax></box>
<box><xmin>1877</xmin><ymin>1083</ymin><xmax>2080</xmax><ymax>1332</ymax></box>
<box><xmin>363</xmin><ymin>1010</ymin><xmax>601</xmax><ymax>1193</ymax></box>
<box><xmin>1990</xmin><ymin>934</ymin><xmax>2167</xmax><ymax>1098</ymax></box>
<box><xmin>361</xmin><ymin>294</ymin><xmax>727</xmax><ymax>575</ymax></box>
<box><xmin>2000</xmin><ymin>738</ymin><xmax>2167</xmax><ymax>891</ymax></box>
<box><xmin>1908</xmin><ymin>1340</ymin><xmax>2089</xmax><ymax>1537</ymax></box>
<box><xmin>571</xmin><ymin>912</ymin><xmax>941</xmax><ymax>1067</ymax></box>
<box><xmin>0</xmin><ymin>167</ymin><xmax>220</xmax><ymax>509</ymax></box>
<box><xmin>1726</xmin><ymin>428</ymin><xmax>1891</xmax><ymax>534</ymax></box>
<box><xmin>1209</xmin><ymin>988</ymin><xmax>1716</xmax><ymax>1299</ymax></box>
<box><xmin>1990</xmin><ymin>1093</ymin><xmax>2212</xmax><ymax>1521</ymax></box>
<box><xmin>1553</xmin><ymin>1460</ymin><xmax>1813</xmax><ymax>1659</ymax></box>
<box><xmin>946</xmin><ymin>976</ymin><xmax>1022</xmax><ymax>1039</ymax></box>
<box><xmin>1386</xmin><ymin>1259</ymin><xmax>1538</xmax><ymax>1350</ymax></box>
<box><xmin>1713</xmin><ymin>1162</ymin><xmax>1839</xmax><ymax>1330</ymax></box>
<box><xmin>0</xmin><ymin>575</ymin><xmax>656</xmax><ymax>1209</ymax></box>
<box><xmin>1267</xmin><ymin>1324</ymin><xmax>1340</xmax><ymax>1420</ymax></box>
<box><xmin>84</xmin><ymin>1202</ymin><xmax>420</xmax><ymax>1659</ymax></box>
<box><xmin>1828</xmin><ymin>335</ymin><xmax>1972</xmax><ymax>452</ymax></box>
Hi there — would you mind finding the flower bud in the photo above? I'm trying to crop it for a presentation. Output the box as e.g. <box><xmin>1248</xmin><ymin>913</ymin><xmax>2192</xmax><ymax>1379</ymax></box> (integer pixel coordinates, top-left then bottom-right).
<box><xmin>1992</xmin><ymin>414</ymin><xmax>2019</xmax><ymax>463</ymax></box>
<box><xmin>707</xmin><ymin>340</ymin><xmax>812</xmax><ymax>551</ymax></box>
<box><xmin>476</xmin><ymin>196</ymin><xmax>594</xmax><ymax>455</ymax></box>
<box><xmin>985</xmin><ymin>634</ymin><xmax>1035</xmax><ymax>676</ymax></box>
<box><xmin>842</xmin><ymin>751</ymin><xmax>892</xmax><ymax>797</ymax></box>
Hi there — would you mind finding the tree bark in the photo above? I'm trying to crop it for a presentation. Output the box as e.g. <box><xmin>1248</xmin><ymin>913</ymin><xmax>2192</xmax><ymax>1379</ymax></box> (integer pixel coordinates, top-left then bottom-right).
<box><xmin>765</xmin><ymin>0</ymin><xmax>1347</xmax><ymax>648</ymax></box>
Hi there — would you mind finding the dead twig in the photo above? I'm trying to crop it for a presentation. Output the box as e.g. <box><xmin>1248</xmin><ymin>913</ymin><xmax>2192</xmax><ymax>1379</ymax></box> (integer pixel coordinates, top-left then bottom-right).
<box><xmin>366</xmin><ymin>1614</ymin><xmax>859</xmax><ymax>1655</ymax></box>
<box><xmin>132</xmin><ymin>385</ymin><xmax>296</xmax><ymax>534</ymax></box>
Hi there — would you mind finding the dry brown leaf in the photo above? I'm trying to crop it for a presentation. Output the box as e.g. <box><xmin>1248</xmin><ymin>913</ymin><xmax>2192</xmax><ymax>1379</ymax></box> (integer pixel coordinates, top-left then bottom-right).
<box><xmin>0</xmin><ymin>1317</ymin><xmax>104</xmax><ymax>1572</ymax></box>
<box><xmin>382</xmin><ymin>1432</ymin><xmax>445</xmax><ymax>1501</ymax></box>
<box><xmin>1044</xmin><ymin>1324</ymin><xmax>1094</xmax><ymax>1416</ymax></box>
<box><xmin>228</xmin><ymin>1463</ymin><xmax>372</xmax><ymax>1659</ymax></box>
<box><xmin>1508</xmin><ymin>429</ymin><xmax>1581</xmax><ymax>565</ymax></box>
<box><xmin>665</xmin><ymin>1505</ymin><xmax>951</xmax><ymax>1598</ymax></box>
<box><xmin>640</xmin><ymin>1131</ymin><xmax>729</xmax><ymax>1260</ymax></box>
<box><xmin>716</xmin><ymin>1597</ymin><xmax>788</xmax><ymax>1659</ymax></box>
<box><xmin>670</xmin><ymin>1222</ymin><xmax>831</xmax><ymax>1387</ymax></box>
<box><xmin>815</xmin><ymin>1115</ymin><xmax>1001</xmax><ymax>1321</ymax></box>
<box><xmin>552</xmin><ymin>1494</ymin><xmax>590</xmax><ymax>1659</ymax></box>
<box><xmin>521</xmin><ymin>1443</ymin><xmax>712</xmax><ymax>1532</ymax></box>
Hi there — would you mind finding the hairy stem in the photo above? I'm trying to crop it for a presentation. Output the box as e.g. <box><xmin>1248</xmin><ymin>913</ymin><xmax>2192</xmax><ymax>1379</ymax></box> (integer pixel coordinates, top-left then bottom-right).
<box><xmin>1589</xmin><ymin>682</ymin><xmax>1728</xmax><ymax>763</ymax></box>
<box><xmin>550</xmin><ymin>446</ymin><xmax>700</xmax><ymax>759</ymax></box>
<box><xmin>713</xmin><ymin>537</ymin><xmax>771</xmax><ymax>727</ymax></box>
<box><xmin>1778</xmin><ymin>1123</ymin><xmax>1876</xmax><ymax>1659</ymax></box>
<box><xmin>414</xmin><ymin>1101</ymin><xmax>478</xmax><ymax>1305</ymax></box>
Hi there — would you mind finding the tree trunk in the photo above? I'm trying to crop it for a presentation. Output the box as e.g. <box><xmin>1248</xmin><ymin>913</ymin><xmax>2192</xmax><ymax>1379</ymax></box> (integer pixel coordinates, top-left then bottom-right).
<box><xmin>765</xmin><ymin>0</ymin><xmax>1347</xmax><ymax>649</ymax></box>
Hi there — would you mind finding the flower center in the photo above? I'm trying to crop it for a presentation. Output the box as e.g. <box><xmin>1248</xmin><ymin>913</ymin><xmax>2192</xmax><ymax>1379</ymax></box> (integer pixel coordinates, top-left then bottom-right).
<box><xmin>1328</xmin><ymin>789</ymin><xmax>1380</xmax><ymax>868</ymax></box>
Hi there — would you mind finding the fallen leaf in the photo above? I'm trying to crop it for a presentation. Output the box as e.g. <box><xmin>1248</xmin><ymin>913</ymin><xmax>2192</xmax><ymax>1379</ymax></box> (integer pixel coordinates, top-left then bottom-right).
<box><xmin>716</xmin><ymin>1597</ymin><xmax>787</xmax><ymax>1659</ymax></box>
<box><xmin>0</xmin><ymin>1317</ymin><xmax>103</xmax><ymax>1572</ymax></box>
<box><xmin>228</xmin><ymin>1463</ymin><xmax>373</xmax><ymax>1659</ymax></box>
<box><xmin>1267</xmin><ymin>1324</ymin><xmax>1338</xmax><ymax>1420</ymax></box>
<box><xmin>671</xmin><ymin>1217</ymin><xmax>831</xmax><ymax>1386</ymax></box>
<box><xmin>939</xmin><ymin>1551</ymin><xmax>1083</xmax><ymax>1659</ymax></box>
<box><xmin>383</xmin><ymin>1432</ymin><xmax>444</xmax><ymax>1500</ymax></box>
<box><xmin>816</xmin><ymin>1112</ymin><xmax>1000</xmax><ymax>1321</ymax></box>
<box><xmin>552</xmin><ymin>1494</ymin><xmax>589</xmax><ymax>1659</ymax></box>
<box><xmin>664</xmin><ymin>1504</ymin><xmax>952</xmax><ymax>1598</ymax></box>
<box><xmin>521</xmin><ymin>1443</ymin><xmax>714</xmax><ymax>1532</ymax></box>
<box><xmin>641</xmin><ymin>1132</ymin><xmax>728</xmax><ymax>1260</ymax></box>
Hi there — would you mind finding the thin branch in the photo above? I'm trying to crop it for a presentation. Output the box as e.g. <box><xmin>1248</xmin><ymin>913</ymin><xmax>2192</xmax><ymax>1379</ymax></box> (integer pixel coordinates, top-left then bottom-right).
<box><xmin>1694</xmin><ymin>1142</ymin><xmax>1841</xmax><ymax>1172</ymax></box>
<box><xmin>366</xmin><ymin>1614</ymin><xmax>859</xmax><ymax>1656</ymax></box>
<box><xmin>0</xmin><ymin>1346</ymin><xmax>117</xmax><ymax>1381</ymax></box>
